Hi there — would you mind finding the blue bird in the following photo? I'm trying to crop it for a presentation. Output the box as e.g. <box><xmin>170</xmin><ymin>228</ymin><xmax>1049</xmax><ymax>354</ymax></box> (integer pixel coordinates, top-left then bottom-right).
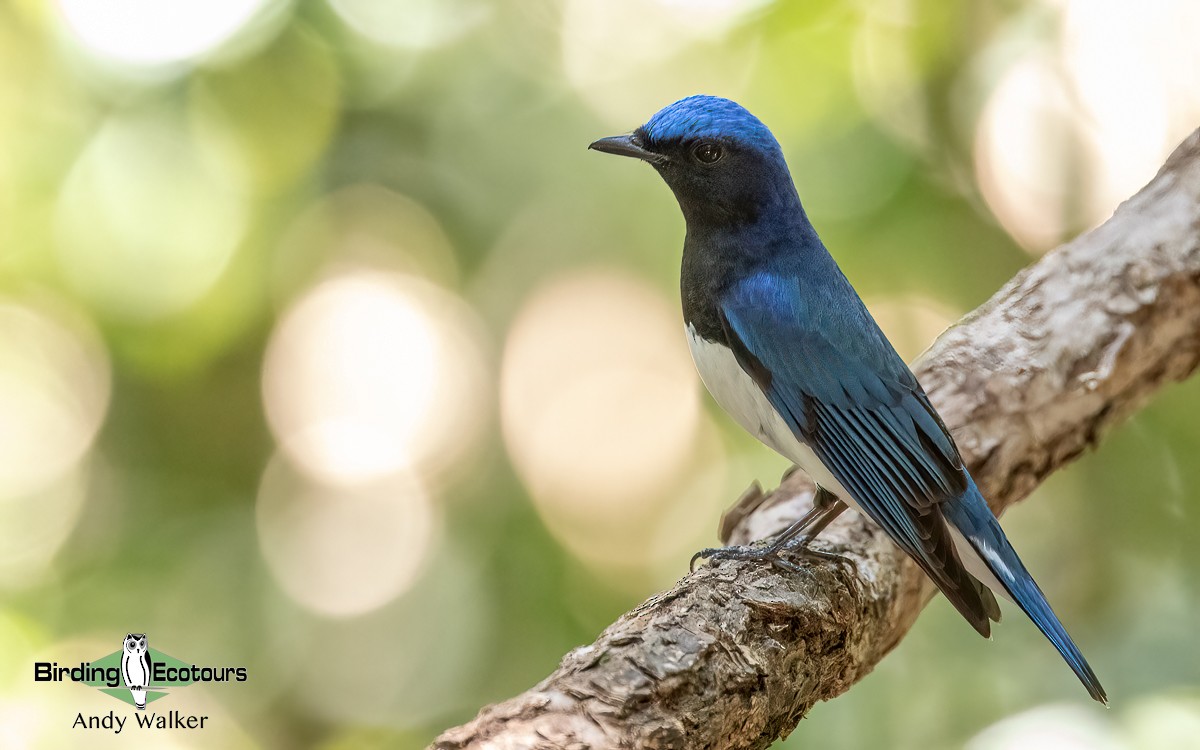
<box><xmin>590</xmin><ymin>95</ymin><xmax>1106</xmax><ymax>703</ymax></box>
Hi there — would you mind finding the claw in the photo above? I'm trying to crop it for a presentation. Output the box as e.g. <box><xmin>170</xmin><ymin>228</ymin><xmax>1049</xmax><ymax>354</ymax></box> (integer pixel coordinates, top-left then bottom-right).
<box><xmin>690</xmin><ymin>539</ymin><xmax>856</xmax><ymax>577</ymax></box>
<box><xmin>693</xmin><ymin>492</ymin><xmax>855</xmax><ymax>576</ymax></box>
<box><xmin>775</xmin><ymin>535</ymin><xmax>858</xmax><ymax>576</ymax></box>
<box><xmin>691</xmin><ymin>544</ymin><xmax>761</xmax><ymax>572</ymax></box>
<box><xmin>795</xmin><ymin>547</ymin><xmax>858</xmax><ymax>576</ymax></box>
<box><xmin>767</xmin><ymin>556</ymin><xmax>807</xmax><ymax>574</ymax></box>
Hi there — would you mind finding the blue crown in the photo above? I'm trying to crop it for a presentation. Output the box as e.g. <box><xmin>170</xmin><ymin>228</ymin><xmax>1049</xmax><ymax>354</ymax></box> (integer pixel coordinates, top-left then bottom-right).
<box><xmin>640</xmin><ymin>95</ymin><xmax>780</xmax><ymax>152</ymax></box>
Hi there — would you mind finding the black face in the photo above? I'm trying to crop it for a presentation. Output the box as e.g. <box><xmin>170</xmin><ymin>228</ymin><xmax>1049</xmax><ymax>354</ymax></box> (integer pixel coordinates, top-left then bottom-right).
<box><xmin>630</xmin><ymin>127</ymin><xmax>732</xmax><ymax>171</ymax></box>
<box><xmin>591</xmin><ymin>128</ymin><xmax>790</xmax><ymax>227</ymax></box>
<box><xmin>651</xmin><ymin>132</ymin><xmax>788</xmax><ymax>225</ymax></box>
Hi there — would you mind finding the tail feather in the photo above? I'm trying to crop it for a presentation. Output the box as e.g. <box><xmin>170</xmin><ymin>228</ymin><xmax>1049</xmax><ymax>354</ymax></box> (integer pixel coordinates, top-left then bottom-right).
<box><xmin>943</xmin><ymin>479</ymin><xmax>1108</xmax><ymax>705</ymax></box>
<box><xmin>973</xmin><ymin>577</ymin><xmax>1002</xmax><ymax>624</ymax></box>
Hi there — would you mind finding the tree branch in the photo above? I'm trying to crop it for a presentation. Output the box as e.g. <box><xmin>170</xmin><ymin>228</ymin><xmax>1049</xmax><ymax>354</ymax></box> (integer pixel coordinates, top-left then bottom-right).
<box><xmin>433</xmin><ymin>129</ymin><xmax>1200</xmax><ymax>750</ymax></box>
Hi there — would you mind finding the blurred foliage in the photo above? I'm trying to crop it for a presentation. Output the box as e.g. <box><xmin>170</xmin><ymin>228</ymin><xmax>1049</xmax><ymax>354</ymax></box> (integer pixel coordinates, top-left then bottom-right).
<box><xmin>1</xmin><ymin>0</ymin><xmax>1199</xmax><ymax>748</ymax></box>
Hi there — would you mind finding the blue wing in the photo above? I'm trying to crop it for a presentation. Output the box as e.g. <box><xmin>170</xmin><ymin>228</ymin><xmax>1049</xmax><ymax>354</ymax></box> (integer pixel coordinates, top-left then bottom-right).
<box><xmin>720</xmin><ymin>270</ymin><xmax>999</xmax><ymax>633</ymax></box>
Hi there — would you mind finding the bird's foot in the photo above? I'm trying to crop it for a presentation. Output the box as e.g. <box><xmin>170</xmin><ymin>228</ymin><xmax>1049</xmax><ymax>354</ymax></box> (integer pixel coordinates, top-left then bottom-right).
<box><xmin>693</xmin><ymin>489</ymin><xmax>856</xmax><ymax>576</ymax></box>
<box><xmin>690</xmin><ymin>543</ymin><xmax>767</xmax><ymax>573</ymax></box>
<box><xmin>690</xmin><ymin>537</ymin><xmax>856</xmax><ymax>576</ymax></box>
<box><xmin>775</xmin><ymin>537</ymin><xmax>859</xmax><ymax>577</ymax></box>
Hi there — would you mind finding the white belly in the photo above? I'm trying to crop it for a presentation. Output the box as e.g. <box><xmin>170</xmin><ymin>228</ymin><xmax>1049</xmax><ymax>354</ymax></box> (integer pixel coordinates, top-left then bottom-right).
<box><xmin>685</xmin><ymin>324</ymin><xmax>857</xmax><ymax>511</ymax></box>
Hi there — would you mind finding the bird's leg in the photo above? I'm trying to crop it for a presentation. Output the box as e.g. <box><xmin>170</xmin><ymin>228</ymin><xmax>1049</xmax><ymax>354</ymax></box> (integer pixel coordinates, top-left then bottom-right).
<box><xmin>765</xmin><ymin>492</ymin><xmax>856</xmax><ymax>574</ymax></box>
<box><xmin>690</xmin><ymin>487</ymin><xmax>854</xmax><ymax>574</ymax></box>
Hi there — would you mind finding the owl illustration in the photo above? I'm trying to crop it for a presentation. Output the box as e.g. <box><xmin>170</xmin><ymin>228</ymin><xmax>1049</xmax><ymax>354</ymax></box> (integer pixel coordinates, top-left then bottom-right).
<box><xmin>120</xmin><ymin>633</ymin><xmax>151</xmax><ymax>710</ymax></box>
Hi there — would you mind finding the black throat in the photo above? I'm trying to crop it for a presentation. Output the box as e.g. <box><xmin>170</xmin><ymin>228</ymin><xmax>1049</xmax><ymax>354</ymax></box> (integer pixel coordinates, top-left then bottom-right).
<box><xmin>679</xmin><ymin>203</ymin><xmax>819</xmax><ymax>345</ymax></box>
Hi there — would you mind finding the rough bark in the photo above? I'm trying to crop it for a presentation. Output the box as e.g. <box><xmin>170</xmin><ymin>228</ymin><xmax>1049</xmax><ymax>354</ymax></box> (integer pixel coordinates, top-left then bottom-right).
<box><xmin>432</xmin><ymin>129</ymin><xmax>1200</xmax><ymax>750</ymax></box>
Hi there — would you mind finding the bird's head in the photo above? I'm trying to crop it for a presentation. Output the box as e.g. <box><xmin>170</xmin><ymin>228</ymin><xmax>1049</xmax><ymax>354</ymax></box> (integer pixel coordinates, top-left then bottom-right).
<box><xmin>589</xmin><ymin>95</ymin><xmax>798</xmax><ymax>226</ymax></box>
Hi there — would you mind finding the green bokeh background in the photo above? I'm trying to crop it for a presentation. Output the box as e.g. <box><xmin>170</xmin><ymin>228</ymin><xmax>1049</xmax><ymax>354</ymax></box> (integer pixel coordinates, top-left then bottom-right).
<box><xmin>2</xmin><ymin>1</ymin><xmax>1199</xmax><ymax>748</ymax></box>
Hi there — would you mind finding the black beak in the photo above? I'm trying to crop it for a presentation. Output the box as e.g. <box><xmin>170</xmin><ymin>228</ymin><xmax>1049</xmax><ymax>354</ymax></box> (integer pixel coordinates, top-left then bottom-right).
<box><xmin>588</xmin><ymin>133</ymin><xmax>664</xmax><ymax>165</ymax></box>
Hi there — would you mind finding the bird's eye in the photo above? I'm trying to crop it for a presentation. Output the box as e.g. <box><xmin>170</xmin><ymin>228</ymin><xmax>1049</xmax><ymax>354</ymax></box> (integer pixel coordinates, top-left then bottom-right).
<box><xmin>692</xmin><ymin>141</ymin><xmax>723</xmax><ymax>164</ymax></box>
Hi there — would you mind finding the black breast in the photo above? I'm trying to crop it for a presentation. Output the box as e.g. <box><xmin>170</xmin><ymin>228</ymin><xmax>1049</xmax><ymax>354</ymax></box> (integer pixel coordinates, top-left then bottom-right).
<box><xmin>680</xmin><ymin>230</ymin><xmax>740</xmax><ymax>345</ymax></box>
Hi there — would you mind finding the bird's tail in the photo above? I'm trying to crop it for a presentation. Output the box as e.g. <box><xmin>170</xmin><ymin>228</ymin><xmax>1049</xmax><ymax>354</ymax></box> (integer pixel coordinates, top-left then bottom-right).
<box><xmin>942</xmin><ymin>478</ymin><xmax>1108</xmax><ymax>705</ymax></box>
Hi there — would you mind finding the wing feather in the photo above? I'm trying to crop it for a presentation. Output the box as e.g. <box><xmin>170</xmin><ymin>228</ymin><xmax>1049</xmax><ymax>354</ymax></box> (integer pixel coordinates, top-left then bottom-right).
<box><xmin>720</xmin><ymin>271</ymin><xmax>995</xmax><ymax>632</ymax></box>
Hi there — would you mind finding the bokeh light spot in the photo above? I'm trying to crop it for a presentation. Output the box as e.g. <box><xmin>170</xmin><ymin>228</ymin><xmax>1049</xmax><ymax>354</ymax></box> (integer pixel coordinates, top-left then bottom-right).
<box><xmin>561</xmin><ymin>0</ymin><xmax>766</xmax><ymax>125</ymax></box>
<box><xmin>272</xmin><ymin>185</ymin><xmax>461</xmax><ymax>303</ymax></box>
<box><xmin>1122</xmin><ymin>692</ymin><xmax>1200</xmax><ymax>749</ymax></box>
<box><xmin>263</xmin><ymin>271</ymin><xmax>487</xmax><ymax>485</ymax></box>
<box><xmin>502</xmin><ymin>271</ymin><xmax>699</xmax><ymax>510</ymax></box>
<box><xmin>967</xmin><ymin>704</ymin><xmax>1122</xmax><ymax>750</ymax></box>
<box><xmin>55</xmin><ymin>0</ymin><xmax>276</xmax><ymax>67</ymax></box>
<box><xmin>327</xmin><ymin>0</ymin><xmax>491</xmax><ymax>51</ymax></box>
<box><xmin>975</xmin><ymin>3</ymin><xmax>1200</xmax><ymax>254</ymax></box>
<box><xmin>974</xmin><ymin>53</ymin><xmax>1087</xmax><ymax>252</ymax></box>
<box><xmin>55</xmin><ymin>111</ymin><xmax>248</xmax><ymax>320</ymax></box>
<box><xmin>1060</xmin><ymin>0</ymin><xmax>1200</xmax><ymax>224</ymax></box>
<box><xmin>286</xmin><ymin>545</ymin><xmax>488</xmax><ymax>727</ymax></box>
<box><xmin>0</xmin><ymin>298</ymin><xmax>107</xmax><ymax>588</ymax></box>
<box><xmin>852</xmin><ymin>6</ymin><xmax>930</xmax><ymax>148</ymax></box>
<box><xmin>0</xmin><ymin>469</ymin><xmax>89</xmax><ymax>591</ymax></box>
<box><xmin>190</xmin><ymin>27</ymin><xmax>339</xmax><ymax>194</ymax></box>
<box><xmin>502</xmin><ymin>270</ymin><xmax>726</xmax><ymax>573</ymax></box>
<box><xmin>0</xmin><ymin>299</ymin><xmax>109</xmax><ymax>497</ymax></box>
<box><xmin>256</xmin><ymin>455</ymin><xmax>436</xmax><ymax>618</ymax></box>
